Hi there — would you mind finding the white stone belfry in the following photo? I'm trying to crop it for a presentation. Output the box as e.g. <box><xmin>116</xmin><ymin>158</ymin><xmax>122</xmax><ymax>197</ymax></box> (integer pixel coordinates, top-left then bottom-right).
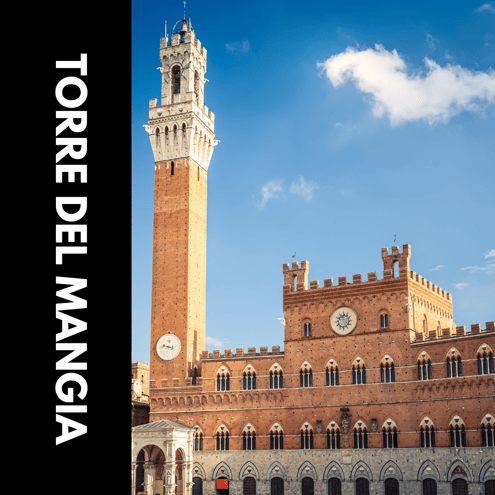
<box><xmin>145</xmin><ymin>18</ymin><xmax>218</xmax><ymax>170</ymax></box>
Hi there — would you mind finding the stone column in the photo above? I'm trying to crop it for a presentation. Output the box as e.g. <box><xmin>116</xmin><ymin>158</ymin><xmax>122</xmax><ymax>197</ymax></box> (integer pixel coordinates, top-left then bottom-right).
<box><xmin>131</xmin><ymin>462</ymin><xmax>137</xmax><ymax>495</ymax></box>
<box><xmin>164</xmin><ymin>452</ymin><xmax>177</xmax><ymax>495</ymax></box>
<box><xmin>143</xmin><ymin>463</ymin><xmax>157</xmax><ymax>495</ymax></box>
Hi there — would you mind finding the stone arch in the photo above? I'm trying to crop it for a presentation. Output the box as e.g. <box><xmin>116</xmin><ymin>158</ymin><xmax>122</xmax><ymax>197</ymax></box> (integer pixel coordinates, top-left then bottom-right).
<box><xmin>479</xmin><ymin>460</ymin><xmax>495</xmax><ymax>483</ymax></box>
<box><xmin>297</xmin><ymin>461</ymin><xmax>318</xmax><ymax>481</ymax></box>
<box><xmin>323</xmin><ymin>461</ymin><xmax>345</xmax><ymax>481</ymax></box>
<box><xmin>266</xmin><ymin>461</ymin><xmax>286</xmax><ymax>480</ymax></box>
<box><xmin>350</xmin><ymin>461</ymin><xmax>372</xmax><ymax>481</ymax></box>
<box><xmin>212</xmin><ymin>461</ymin><xmax>233</xmax><ymax>480</ymax></box>
<box><xmin>239</xmin><ymin>461</ymin><xmax>260</xmax><ymax>480</ymax></box>
<box><xmin>418</xmin><ymin>460</ymin><xmax>440</xmax><ymax>482</ymax></box>
<box><xmin>447</xmin><ymin>459</ymin><xmax>472</xmax><ymax>483</ymax></box>
<box><xmin>379</xmin><ymin>460</ymin><xmax>403</xmax><ymax>481</ymax></box>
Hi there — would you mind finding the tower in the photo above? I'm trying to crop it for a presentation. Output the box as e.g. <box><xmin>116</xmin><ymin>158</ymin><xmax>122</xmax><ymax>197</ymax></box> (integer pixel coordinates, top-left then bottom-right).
<box><xmin>145</xmin><ymin>18</ymin><xmax>218</xmax><ymax>389</ymax></box>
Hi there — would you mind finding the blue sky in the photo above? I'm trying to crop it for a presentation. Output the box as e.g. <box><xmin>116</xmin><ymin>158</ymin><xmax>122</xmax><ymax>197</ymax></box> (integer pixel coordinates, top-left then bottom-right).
<box><xmin>132</xmin><ymin>0</ymin><xmax>495</xmax><ymax>365</ymax></box>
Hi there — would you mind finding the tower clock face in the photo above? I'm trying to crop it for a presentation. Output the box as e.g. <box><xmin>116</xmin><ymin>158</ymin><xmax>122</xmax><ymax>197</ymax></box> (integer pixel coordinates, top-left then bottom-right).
<box><xmin>330</xmin><ymin>307</ymin><xmax>358</xmax><ymax>335</ymax></box>
<box><xmin>156</xmin><ymin>333</ymin><xmax>181</xmax><ymax>360</ymax></box>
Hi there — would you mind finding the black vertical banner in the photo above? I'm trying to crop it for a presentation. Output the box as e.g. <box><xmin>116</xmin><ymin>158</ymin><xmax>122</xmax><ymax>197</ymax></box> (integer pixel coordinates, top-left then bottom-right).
<box><xmin>43</xmin><ymin>1</ymin><xmax>131</xmax><ymax>492</ymax></box>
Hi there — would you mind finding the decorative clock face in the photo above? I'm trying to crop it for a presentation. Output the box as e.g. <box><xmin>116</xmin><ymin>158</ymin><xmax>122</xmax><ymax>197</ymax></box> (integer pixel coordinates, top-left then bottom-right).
<box><xmin>330</xmin><ymin>307</ymin><xmax>358</xmax><ymax>335</ymax></box>
<box><xmin>156</xmin><ymin>333</ymin><xmax>181</xmax><ymax>360</ymax></box>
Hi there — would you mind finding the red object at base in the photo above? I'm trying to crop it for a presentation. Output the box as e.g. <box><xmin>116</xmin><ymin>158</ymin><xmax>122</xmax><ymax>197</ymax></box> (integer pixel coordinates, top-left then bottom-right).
<box><xmin>217</xmin><ymin>479</ymin><xmax>228</xmax><ymax>490</ymax></box>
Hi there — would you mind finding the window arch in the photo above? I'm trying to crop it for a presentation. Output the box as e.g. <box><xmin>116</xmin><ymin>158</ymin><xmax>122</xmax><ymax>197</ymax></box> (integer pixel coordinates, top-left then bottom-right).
<box><xmin>326</xmin><ymin>421</ymin><xmax>340</xmax><ymax>449</ymax></box>
<box><xmin>269</xmin><ymin>423</ymin><xmax>284</xmax><ymax>450</ymax></box>
<box><xmin>380</xmin><ymin>312</ymin><xmax>389</xmax><ymax>328</ymax></box>
<box><xmin>353</xmin><ymin>421</ymin><xmax>368</xmax><ymax>449</ymax></box>
<box><xmin>446</xmin><ymin>349</ymin><xmax>462</xmax><ymax>378</ymax></box>
<box><xmin>449</xmin><ymin>416</ymin><xmax>466</xmax><ymax>448</ymax></box>
<box><xmin>418</xmin><ymin>352</ymin><xmax>432</xmax><ymax>380</ymax></box>
<box><xmin>216</xmin><ymin>368</ymin><xmax>230</xmax><ymax>391</ymax></box>
<box><xmin>171</xmin><ymin>65</ymin><xmax>181</xmax><ymax>94</ymax></box>
<box><xmin>193</xmin><ymin>426</ymin><xmax>203</xmax><ymax>451</ymax></box>
<box><xmin>382</xmin><ymin>419</ymin><xmax>398</xmax><ymax>448</ymax></box>
<box><xmin>242</xmin><ymin>424</ymin><xmax>256</xmax><ymax>451</ymax></box>
<box><xmin>419</xmin><ymin>417</ymin><xmax>435</xmax><ymax>448</ymax></box>
<box><xmin>481</xmin><ymin>413</ymin><xmax>494</xmax><ymax>447</ymax></box>
<box><xmin>326</xmin><ymin>359</ymin><xmax>339</xmax><ymax>386</ymax></box>
<box><xmin>352</xmin><ymin>358</ymin><xmax>366</xmax><ymax>384</ymax></box>
<box><xmin>171</xmin><ymin>161</ymin><xmax>175</xmax><ymax>176</ymax></box>
<box><xmin>300</xmin><ymin>363</ymin><xmax>313</xmax><ymax>387</ymax></box>
<box><xmin>269</xmin><ymin>364</ymin><xmax>283</xmax><ymax>389</ymax></box>
<box><xmin>380</xmin><ymin>356</ymin><xmax>395</xmax><ymax>383</ymax></box>
<box><xmin>215</xmin><ymin>426</ymin><xmax>229</xmax><ymax>451</ymax></box>
<box><xmin>303</xmin><ymin>321</ymin><xmax>312</xmax><ymax>337</ymax></box>
<box><xmin>477</xmin><ymin>345</ymin><xmax>494</xmax><ymax>375</ymax></box>
<box><xmin>300</xmin><ymin>423</ymin><xmax>314</xmax><ymax>449</ymax></box>
<box><xmin>243</xmin><ymin>366</ymin><xmax>256</xmax><ymax>390</ymax></box>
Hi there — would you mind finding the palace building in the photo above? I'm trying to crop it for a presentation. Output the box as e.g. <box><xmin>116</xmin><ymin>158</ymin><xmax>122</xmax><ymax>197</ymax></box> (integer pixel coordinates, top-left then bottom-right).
<box><xmin>131</xmin><ymin>17</ymin><xmax>495</xmax><ymax>495</ymax></box>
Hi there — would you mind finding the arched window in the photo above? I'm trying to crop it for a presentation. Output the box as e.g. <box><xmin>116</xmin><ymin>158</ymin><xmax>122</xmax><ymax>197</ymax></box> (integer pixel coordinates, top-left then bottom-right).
<box><xmin>243</xmin><ymin>371</ymin><xmax>256</xmax><ymax>390</ymax></box>
<box><xmin>353</xmin><ymin>426</ymin><xmax>368</xmax><ymax>449</ymax></box>
<box><xmin>382</xmin><ymin>427</ymin><xmax>398</xmax><ymax>448</ymax></box>
<box><xmin>447</xmin><ymin>355</ymin><xmax>462</xmax><ymax>378</ymax></box>
<box><xmin>384</xmin><ymin>478</ymin><xmax>399</xmax><ymax>495</ymax></box>
<box><xmin>480</xmin><ymin>414</ymin><xmax>494</xmax><ymax>447</ymax></box>
<box><xmin>243</xmin><ymin>477</ymin><xmax>256</xmax><ymax>495</ymax></box>
<box><xmin>300</xmin><ymin>367</ymin><xmax>313</xmax><ymax>387</ymax></box>
<box><xmin>422</xmin><ymin>479</ymin><xmax>437</xmax><ymax>495</ymax></box>
<box><xmin>300</xmin><ymin>425</ymin><xmax>314</xmax><ymax>449</ymax></box>
<box><xmin>304</xmin><ymin>322</ymin><xmax>311</xmax><ymax>337</ymax></box>
<box><xmin>381</xmin><ymin>362</ymin><xmax>395</xmax><ymax>383</ymax></box>
<box><xmin>452</xmin><ymin>479</ymin><xmax>468</xmax><ymax>495</ymax></box>
<box><xmin>216</xmin><ymin>373</ymin><xmax>230</xmax><ymax>391</ymax></box>
<box><xmin>270</xmin><ymin>369</ymin><xmax>283</xmax><ymax>389</ymax></box>
<box><xmin>450</xmin><ymin>424</ymin><xmax>466</xmax><ymax>447</ymax></box>
<box><xmin>485</xmin><ymin>480</ymin><xmax>495</xmax><ymax>495</ymax></box>
<box><xmin>302</xmin><ymin>477</ymin><xmax>314</xmax><ymax>495</ymax></box>
<box><xmin>418</xmin><ymin>357</ymin><xmax>432</xmax><ymax>380</ymax></box>
<box><xmin>478</xmin><ymin>351</ymin><xmax>494</xmax><ymax>375</ymax></box>
<box><xmin>380</xmin><ymin>313</ymin><xmax>389</xmax><ymax>328</ymax></box>
<box><xmin>216</xmin><ymin>430</ymin><xmax>229</xmax><ymax>450</ymax></box>
<box><xmin>353</xmin><ymin>364</ymin><xmax>366</xmax><ymax>384</ymax></box>
<box><xmin>270</xmin><ymin>429</ymin><xmax>284</xmax><ymax>450</ymax></box>
<box><xmin>243</xmin><ymin>430</ymin><xmax>256</xmax><ymax>450</ymax></box>
<box><xmin>271</xmin><ymin>478</ymin><xmax>284</xmax><ymax>495</ymax></box>
<box><xmin>419</xmin><ymin>418</ymin><xmax>435</xmax><ymax>448</ymax></box>
<box><xmin>192</xmin><ymin>477</ymin><xmax>203</xmax><ymax>495</ymax></box>
<box><xmin>171</xmin><ymin>161</ymin><xmax>175</xmax><ymax>176</ymax></box>
<box><xmin>328</xmin><ymin>478</ymin><xmax>341</xmax><ymax>495</ymax></box>
<box><xmin>194</xmin><ymin>431</ymin><xmax>203</xmax><ymax>451</ymax></box>
<box><xmin>326</xmin><ymin>366</ymin><xmax>339</xmax><ymax>386</ymax></box>
<box><xmin>326</xmin><ymin>425</ymin><xmax>340</xmax><ymax>449</ymax></box>
<box><xmin>172</xmin><ymin>66</ymin><xmax>181</xmax><ymax>94</ymax></box>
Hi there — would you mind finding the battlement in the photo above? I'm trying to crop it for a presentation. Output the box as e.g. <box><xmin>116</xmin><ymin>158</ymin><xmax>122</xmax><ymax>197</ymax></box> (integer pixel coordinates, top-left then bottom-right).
<box><xmin>408</xmin><ymin>270</ymin><xmax>451</xmax><ymax>301</ymax></box>
<box><xmin>283</xmin><ymin>260</ymin><xmax>309</xmax><ymax>292</ymax></box>
<box><xmin>412</xmin><ymin>321</ymin><xmax>495</xmax><ymax>343</ymax></box>
<box><xmin>381</xmin><ymin>244</ymin><xmax>411</xmax><ymax>276</ymax></box>
<box><xmin>201</xmin><ymin>346</ymin><xmax>283</xmax><ymax>360</ymax></box>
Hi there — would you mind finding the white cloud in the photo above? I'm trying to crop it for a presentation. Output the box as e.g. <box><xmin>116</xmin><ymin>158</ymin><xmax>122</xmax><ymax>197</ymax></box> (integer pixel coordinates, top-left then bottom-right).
<box><xmin>430</xmin><ymin>265</ymin><xmax>445</xmax><ymax>271</ymax></box>
<box><xmin>205</xmin><ymin>336</ymin><xmax>223</xmax><ymax>347</ymax></box>
<box><xmin>461</xmin><ymin>259</ymin><xmax>495</xmax><ymax>274</ymax></box>
<box><xmin>477</xmin><ymin>3</ymin><xmax>495</xmax><ymax>13</ymax></box>
<box><xmin>452</xmin><ymin>283</ymin><xmax>468</xmax><ymax>289</ymax></box>
<box><xmin>226</xmin><ymin>40</ymin><xmax>251</xmax><ymax>54</ymax></box>
<box><xmin>317</xmin><ymin>44</ymin><xmax>495</xmax><ymax>126</ymax></box>
<box><xmin>257</xmin><ymin>179</ymin><xmax>284</xmax><ymax>210</ymax></box>
<box><xmin>289</xmin><ymin>176</ymin><xmax>319</xmax><ymax>202</ymax></box>
<box><xmin>484</xmin><ymin>249</ymin><xmax>495</xmax><ymax>258</ymax></box>
<box><xmin>426</xmin><ymin>33</ymin><xmax>436</xmax><ymax>50</ymax></box>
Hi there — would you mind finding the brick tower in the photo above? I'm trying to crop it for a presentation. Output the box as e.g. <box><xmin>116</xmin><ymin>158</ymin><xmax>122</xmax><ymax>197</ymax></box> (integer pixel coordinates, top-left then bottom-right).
<box><xmin>145</xmin><ymin>18</ymin><xmax>217</xmax><ymax>389</ymax></box>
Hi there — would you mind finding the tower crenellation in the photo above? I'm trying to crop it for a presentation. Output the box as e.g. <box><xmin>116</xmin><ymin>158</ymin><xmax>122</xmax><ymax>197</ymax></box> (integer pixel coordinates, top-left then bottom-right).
<box><xmin>145</xmin><ymin>18</ymin><xmax>218</xmax><ymax>170</ymax></box>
